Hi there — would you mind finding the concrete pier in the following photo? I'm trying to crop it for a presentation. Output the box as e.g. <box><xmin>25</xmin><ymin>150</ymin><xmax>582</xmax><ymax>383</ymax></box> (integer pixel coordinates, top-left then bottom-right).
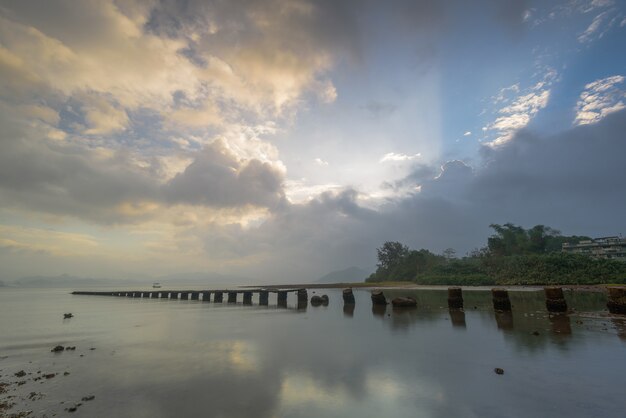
<box><xmin>170</xmin><ymin>291</ymin><xmax>178</xmax><ymax>300</ymax></box>
<box><xmin>228</xmin><ymin>292</ymin><xmax>237</xmax><ymax>303</ymax></box>
<box><xmin>448</xmin><ymin>287</ymin><xmax>463</xmax><ymax>310</ymax></box>
<box><xmin>259</xmin><ymin>291</ymin><xmax>269</xmax><ymax>305</ymax></box>
<box><xmin>202</xmin><ymin>292</ymin><xmax>211</xmax><ymax>302</ymax></box>
<box><xmin>544</xmin><ymin>287</ymin><xmax>567</xmax><ymax>313</ymax></box>
<box><xmin>297</xmin><ymin>289</ymin><xmax>308</xmax><ymax>303</ymax></box>
<box><xmin>190</xmin><ymin>292</ymin><xmax>199</xmax><ymax>300</ymax></box>
<box><xmin>214</xmin><ymin>291</ymin><xmax>223</xmax><ymax>303</ymax></box>
<box><xmin>607</xmin><ymin>287</ymin><xmax>626</xmax><ymax>315</ymax></box>
<box><xmin>492</xmin><ymin>288</ymin><xmax>511</xmax><ymax>312</ymax></box>
<box><xmin>343</xmin><ymin>288</ymin><xmax>355</xmax><ymax>304</ymax></box>
<box><xmin>371</xmin><ymin>290</ymin><xmax>386</xmax><ymax>305</ymax></box>
<box><xmin>180</xmin><ymin>292</ymin><xmax>189</xmax><ymax>300</ymax></box>
<box><xmin>243</xmin><ymin>291</ymin><xmax>253</xmax><ymax>305</ymax></box>
<box><xmin>277</xmin><ymin>291</ymin><xmax>288</xmax><ymax>306</ymax></box>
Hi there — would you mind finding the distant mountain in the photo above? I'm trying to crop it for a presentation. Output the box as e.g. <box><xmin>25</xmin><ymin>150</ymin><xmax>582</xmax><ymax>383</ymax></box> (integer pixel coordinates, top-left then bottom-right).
<box><xmin>315</xmin><ymin>266</ymin><xmax>370</xmax><ymax>284</ymax></box>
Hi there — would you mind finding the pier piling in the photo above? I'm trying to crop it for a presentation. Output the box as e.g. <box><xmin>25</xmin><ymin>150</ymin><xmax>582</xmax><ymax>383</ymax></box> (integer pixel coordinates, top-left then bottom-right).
<box><xmin>190</xmin><ymin>292</ymin><xmax>199</xmax><ymax>300</ymax></box>
<box><xmin>448</xmin><ymin>287</ymin><xmax>463</xmax><ymax>310</ymax></box>
<box><xmin>214</xmin><ymin>291</ymin><xmax>223</xmax><ymax>303</ymax></box>
<box><xmin>492</xmin><ymin>288</ymin><xmax>511</xmax><ymax>312</ymax></box>
<box><xmin>259</xmin><ymin>291</ymin><xmax>269</xmax><ymax>305</ymax></box>
<box><xmin>343</xmin><ymin>288</ymin><xmax>355</xmax><ymax>304</ymax></box>
<box><xmin>371</xmin><ymin>290</ymin><xmax>387</xmax><ymax>305</ymax></box>
<box><xmin>607</xmin><ymin>287</ymin><xmax>626</xmax><ymax>315</ymax></box>
<box><xmin>544</xmin><ymin>287</ymin><xmax>568</xmax><ymax>313</ymax></box>
<box><xmin>243</xmin><ymin>292</ymin><xmax>253</xmax><ymax>305</ymax></box>
<box><xmin>228</xmin><ymin>292</ymin><xmax>237</xmax><ymax>303</ymax></box>
<box><xmin>277</xmin><ymin>291</ymin><xmax>287</xmax><ymax>307</ymax></box>
<box><xmin>202</xmin><ymin>292</ymin><xmax>211</xmax><ymax>302</ymax></box>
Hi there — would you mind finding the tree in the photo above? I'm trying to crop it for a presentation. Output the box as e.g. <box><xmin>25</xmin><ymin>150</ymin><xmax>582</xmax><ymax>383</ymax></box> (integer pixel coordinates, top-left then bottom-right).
<box><xmin>442</xmin><ymin>248</ymin><xmax>456</xmax><ymax>260</ymax></box>
<box><xmin>376</xmin><ymin>241</ymin><xmax>409</xmax><ymax>270</ymax></box>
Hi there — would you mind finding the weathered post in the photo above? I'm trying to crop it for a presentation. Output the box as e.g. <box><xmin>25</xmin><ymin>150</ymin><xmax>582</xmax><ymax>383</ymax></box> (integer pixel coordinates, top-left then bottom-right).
<box><xmin>277</xmin><ymin>291</ymin><xmax>287</xmax><ymax>306</ymax></box>
<box><xmin>228</xmin><ymin>292</ymin><xmax>237</xmax><ymax>303</ymax></box>
<box><xmin>607</xmin><ymin>287</ymin><xmax>626</xmax><ymax>315</ymax></box>
<box><xmin>492</xmin><ymin>288</ymin><xmax>511</xmax><ymax>311</ymax></box>
<box><xmin>343</xmin><ymin>288</ymin><xmax>355</xmax><ymax>304</ymax></box>
<box><xmin>448</xmin><ymin>287</ymin><xmax>463</xmax><ymax>310</ymax></box>
<box><xmin>544</xmin><ymin>287</ymin><xmax>567</xmax><ymax>313</ymax></box>
<box><xmin>214</xmin><ymin>291</ymin><xmax>223</xmax><ymax>303</ymax></box>
<box><xmin>243</xmin><ymin>291</ymin><xmax>253</xmax><ymax>305</ymax></box>
<box><xmin>259</xmin><ymin>291</ymin><xmax>269</xmax><ymax>305</ymax></box>
<box><xmin>202</xmin><ymin>292</ymin><xmax>211</xmax><ymax>302</ymax></box>
<box><xmin>190</xmin><ymin>292</ymin><xmax>199</xmax><ymax>300</ymax></box>
<box><xmin>371</xmin><ymin>290</ymin><xmax>387</xmax><ymax>305</ymax></box>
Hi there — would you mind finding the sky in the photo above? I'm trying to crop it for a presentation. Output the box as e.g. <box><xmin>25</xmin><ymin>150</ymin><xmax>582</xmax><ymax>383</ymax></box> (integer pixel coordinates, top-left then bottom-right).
<box><xmin>0</xmin><ymin>0</ymin><xmax>625</xmax><ymax>282</ymax></box>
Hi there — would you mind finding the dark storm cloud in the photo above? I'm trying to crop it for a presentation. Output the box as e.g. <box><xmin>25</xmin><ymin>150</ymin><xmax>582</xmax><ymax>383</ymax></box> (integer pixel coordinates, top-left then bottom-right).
<box><xmin>164</xmin><ymin>140</ymin><xmax>286</xmax><ymax>209</ymax></box>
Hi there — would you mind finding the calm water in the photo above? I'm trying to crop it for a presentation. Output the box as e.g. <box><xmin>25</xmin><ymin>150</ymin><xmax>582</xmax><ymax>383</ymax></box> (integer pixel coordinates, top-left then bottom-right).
<box><xmin>1</xmin><ymin>287</ymin><xmax>625</xmax><ymax>417</ymax></box>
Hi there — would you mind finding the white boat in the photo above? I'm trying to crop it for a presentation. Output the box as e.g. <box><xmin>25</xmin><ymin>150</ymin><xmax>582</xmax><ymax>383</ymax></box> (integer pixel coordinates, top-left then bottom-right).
<box><xmin>152</xmin><ymin>282</ymin><xmax>162</xmax><ymax>288</ymax></box>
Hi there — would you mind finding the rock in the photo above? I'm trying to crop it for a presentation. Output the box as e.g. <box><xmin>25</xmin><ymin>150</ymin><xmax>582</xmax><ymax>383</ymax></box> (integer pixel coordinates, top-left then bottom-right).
<box><xmin>64</xmin><ymin>313</ymin><xmax>74</xmax><ymax>319</ymax></box>
<box><xmin>494</xmin><ymin>368</ymin><xmax>504</xmax><ymax>375</ymax></box>
<box><xmin>67</xmin><ymin>405</ymin><xmax>78</xmax><ymax>412</ymax></box>
<box><xmin>532</xmin><ymin>331</ymin><xmax>540</xmax><ymax>336</ymax></box>
<box><xmin>43</xmin><ymin>373</ymin><xmax>56</xmax><ymax>379</ymax></box>
<box><xmin>51</xmin><ymin>345</ymin><xmax>65</xmax><ymax>353</ymax></box>
<box><xmin>310</xmin><ymin>295</ymin><xmax>329</xmax><ymax>306</ymax></box>
<box><xmin>66</xmin><ymin>346</ymin><xmax>76</xmax><ymax>351</ymax></box>
<box><xmin>81</xmin><ymin>395</ymin><xmax>95</xmax><ymax>402</ymax></box>
<box><xmin>391</xmin><ymin>297</ymin><xmax>417</xmax><ymax>308</ymax></box>
<box><xmin>14</xmin><ymin>370</ymin><xmax>26</xmax><ymax>378</ymax></box>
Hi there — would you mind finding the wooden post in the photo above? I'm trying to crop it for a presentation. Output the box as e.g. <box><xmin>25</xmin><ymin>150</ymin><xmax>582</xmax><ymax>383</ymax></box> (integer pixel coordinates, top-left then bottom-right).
<box><xmin>544</xmin><ymin>287</ymin><xmax>567</xmax><ymax>313</ymax></box>
<box><xmin>343</xmin><ymin>288</ymin><xmax>355</xmax><ymax>304</ymax></box>
<box><xmin>492</xmin><ymin>288</ymin><xmax>511</xmax><ymax>311</ymax></box>
<box><xmin>259</xmin><ymin>291</ymin><xmax>269</xmax><ymax>305</ymax></box>
<box><xmin>228</xmin><ymin>292</ymin><xmax>237</xmax><ymax>303</ymax></box>
<box><xmin>214</xmin><ymin>291</ymin><xmax>223</xmax><ymax>303</ymax></box>
<box><xmin>202</xmin><ymin>292</ymin><xmax>211</xmax><ymax>302</ymax></box>
<box><xmin>243</xmin><ymin>292</ymin><xmax>253</xmax><ymax>305</ymax></box>
<box><xmin>448</xmin><ymin>287</ymin><xmax>463</xmax><ymax>309</ymax></box>
<box><xmin>371</xmin><ymin>290</ymin><xmax>386</xmax><ymax>305</ymax></box>
<box><xmin>607</xmin><ymin>287</ymin><xmax>626</xmax><ymax>315</ymax></box>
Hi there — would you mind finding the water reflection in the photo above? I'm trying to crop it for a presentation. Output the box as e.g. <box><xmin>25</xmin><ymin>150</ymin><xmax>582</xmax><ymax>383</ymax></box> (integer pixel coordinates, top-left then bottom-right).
<box><xmin>449</xmin><ymin>309</ymin><xmax>466</xmax><ymax>328</ymax></box>
<box><xmin>1</xmin><ymin>288</ymin><xmax>625</xmax><ymax>418</ymax></box>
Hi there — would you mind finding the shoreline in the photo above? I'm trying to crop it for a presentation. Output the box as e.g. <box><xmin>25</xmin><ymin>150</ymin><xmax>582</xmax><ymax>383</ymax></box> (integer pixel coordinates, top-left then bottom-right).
<box><xmin>242</xmin><ymin>282</ymin><xmax>611</xmax><ymax>293</ymax></box>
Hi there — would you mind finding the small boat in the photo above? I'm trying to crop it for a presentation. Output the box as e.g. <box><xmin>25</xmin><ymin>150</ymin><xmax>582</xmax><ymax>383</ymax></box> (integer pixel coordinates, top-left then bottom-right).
<box><xmin>152</xmin><ymin>282</ymin><xmax>162</xmax><ymax>288</ymax></box>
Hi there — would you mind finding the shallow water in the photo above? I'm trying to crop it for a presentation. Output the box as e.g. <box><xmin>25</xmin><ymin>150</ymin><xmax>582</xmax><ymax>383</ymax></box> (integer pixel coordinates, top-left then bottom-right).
<box><xmin>1</xmin><ymin>287</ymin><xmax>625</xmax><ymax>418</ymax></box>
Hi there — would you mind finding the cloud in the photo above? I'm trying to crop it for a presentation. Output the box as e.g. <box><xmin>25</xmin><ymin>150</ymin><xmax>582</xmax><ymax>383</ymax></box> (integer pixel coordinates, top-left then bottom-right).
<box><xmin>379</xmin><ymin>152</ymin><xmax>421</xmax><ymax>163</ymax></box>
<box><xmin>484</xmin><ymin>70</ymin><xmax>557</xmax><ymax>146</ymax></box>
<box><xmin>463</xmin><ymin>131</ymin><xmax>472</xmax><ymax>136</ymax></box>
<box><xmin>574</xmin><ymin>75</ymin><xmax>625</xmax><ymax>125</ymax></box>
<box><xmin>314</xmin><ymin>158</ymin><xmax>329</xmax><ymax>166</ymax></box>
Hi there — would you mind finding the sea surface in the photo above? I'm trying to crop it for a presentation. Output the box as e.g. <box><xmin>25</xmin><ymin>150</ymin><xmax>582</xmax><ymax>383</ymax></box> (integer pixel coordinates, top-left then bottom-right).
<box><xmin>1</xmin><ymin>286</ymin><xmax>625</xmax><ymax>418</ymax></box>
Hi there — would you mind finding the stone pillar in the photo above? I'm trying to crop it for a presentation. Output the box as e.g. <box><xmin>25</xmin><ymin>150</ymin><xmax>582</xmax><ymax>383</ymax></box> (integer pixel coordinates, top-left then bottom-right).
<box><xmin>259</xmin><ymin>291</ymin><xmax>269</xmax><ymax>305</ymax></box>
<box><xmin>297</xmin><ymin>289</ymin><xmax>308</xmax><ymax>304</ymax></box>
<box><xmin>492</xmin><ymin>288</ymin><xmax>511</xmax><ymax>311</ymax></box>
<box><xmin>228</xmin><ymin>292</ymin><xmax>237</xmax><ymax>303</ymax></box>
<box><xmin>544</xmin><ymin>287</ymin><xmax>568</xmax><ymax>313</ymax></box>
<box><xmin>243</xmin><ymin>292</ymin><xmax>253</xmax><ymax>305</ymax></box>
<box><xmin>214</xmin><ymin>291</ymin><xmax>223</xmax><ymax>303</ymax></box>
<box><xmin>371</xmin><ymin>290</ymin><xmax>386</xmax><ymax>305</ymax></box>
<box><xmin>343</xmin><ymin>288</ymin><xmax>355</xmax><ymax>304</ymax></box>
<box><xmin>202</xmin><ymin>292</ymin><xmax>211</xmax><ymax>302</ymax></box>
<box><xmin>607</xmin><ymin>287</ymin><xmax>626</xmax><ymax>315</ymax></box>
<box><xmin>448</xmin><ymin>287</ymin><xmax>463</xmax><ymax>310</ymax></box>
<box><xmin>277</xmin><ymin>291</ymin><xmax>287</xmax><ymax>306</ymax></box>
<box><xmin>190</xmin><ymin>292</ymin><xmax>199</xmax><ymax>300</ymax></box>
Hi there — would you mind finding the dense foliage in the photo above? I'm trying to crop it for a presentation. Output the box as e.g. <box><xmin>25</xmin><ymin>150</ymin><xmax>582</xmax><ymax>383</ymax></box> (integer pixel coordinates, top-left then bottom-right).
<box><xmin>366</xmin><ymin>224</ymin><xmax>626</xmax><ymax>285</ymax></box>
